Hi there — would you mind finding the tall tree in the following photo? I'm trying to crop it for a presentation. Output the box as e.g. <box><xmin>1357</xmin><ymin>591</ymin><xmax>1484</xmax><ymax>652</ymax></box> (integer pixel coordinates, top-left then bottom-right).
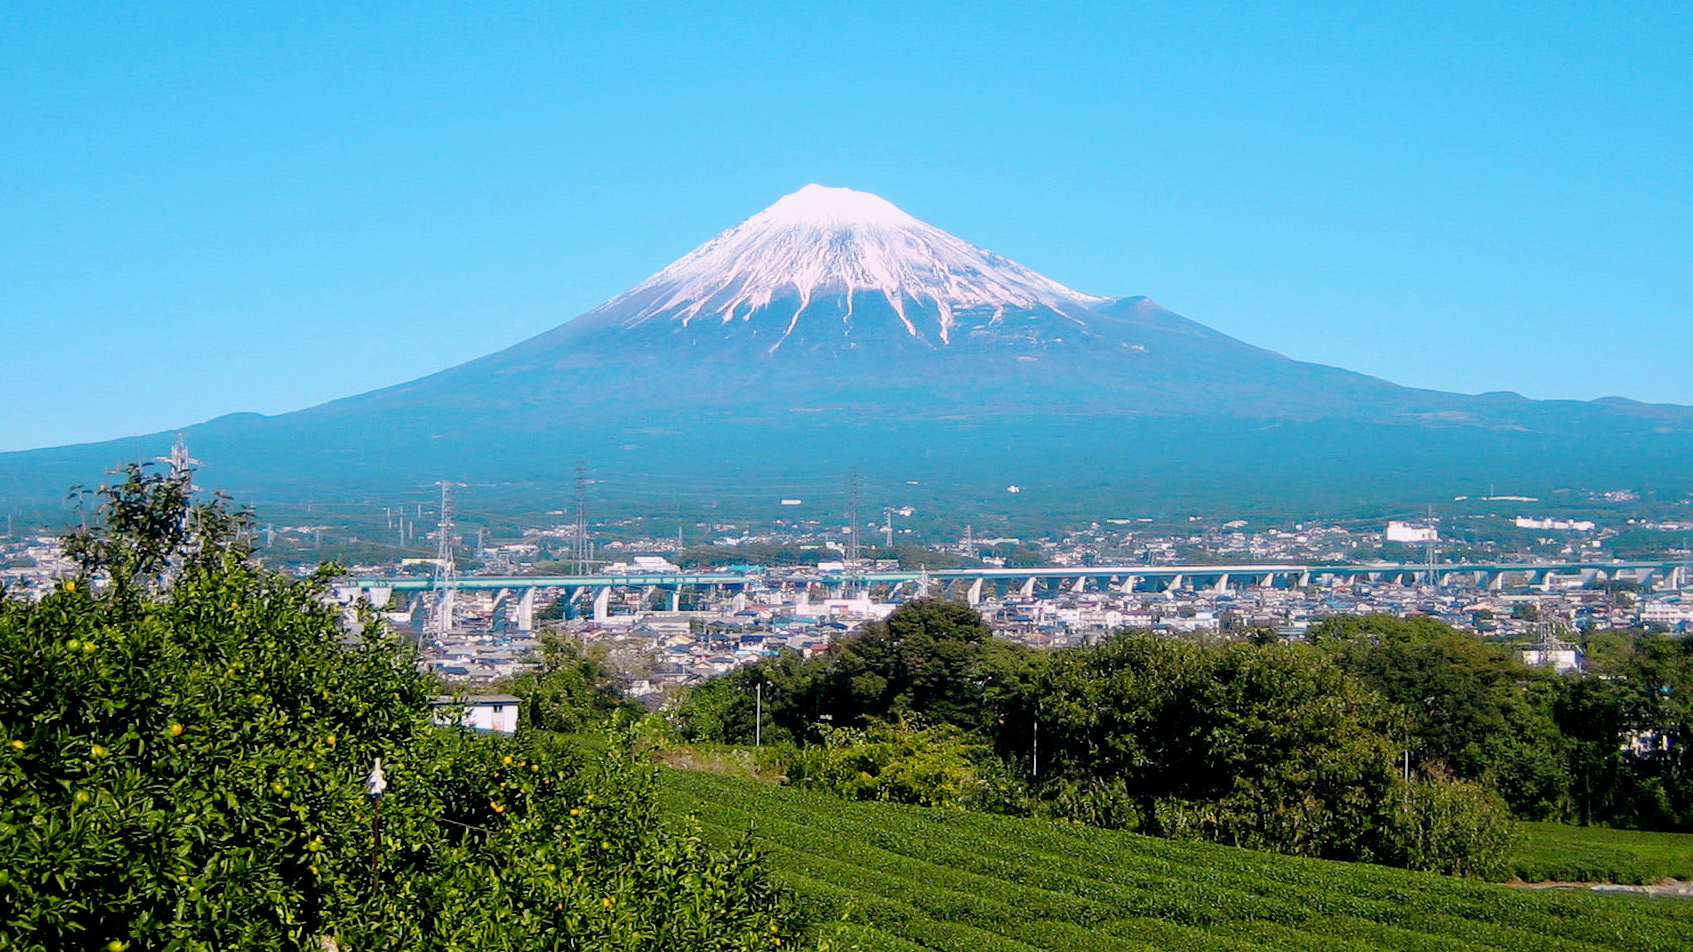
<box><xmin>826</xmin><ymin>599</ymin><xmax>996</xmax><ymax>730</ymax></box>
<box><xmin>1310</xmin><ymin>615</ymin><xmax>1571</xmax><ymax>819</ymax></box>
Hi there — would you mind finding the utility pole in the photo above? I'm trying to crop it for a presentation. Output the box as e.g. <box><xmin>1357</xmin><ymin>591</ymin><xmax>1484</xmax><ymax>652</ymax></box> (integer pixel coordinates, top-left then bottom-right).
<box><xmin>1032</xmin><ymin>710</ymin><xmax>1039</xmax><ymax>779</ymax></box>
<box><xmin>755</xmin><ymin>682</ymin><xmax>763</xmax><ymax>748</ymax></box>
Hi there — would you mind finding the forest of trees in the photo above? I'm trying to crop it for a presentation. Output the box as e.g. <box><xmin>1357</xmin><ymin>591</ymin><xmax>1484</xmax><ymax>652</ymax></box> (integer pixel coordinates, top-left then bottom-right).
<box><xmin>678</xmin><ymin>599</ymin><xmax>1693</xmax><ymax>876</ymax></box>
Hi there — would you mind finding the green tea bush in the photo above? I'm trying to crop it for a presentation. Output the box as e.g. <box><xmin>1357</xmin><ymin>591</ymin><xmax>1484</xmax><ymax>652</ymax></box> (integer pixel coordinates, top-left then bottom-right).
<box><xmin>663</xmin><ymin>769</ymin><xmax>1693</xmax><ymax>952</ymax></box>
<box><xmin>1509</xmin><ymin>821</ymin><xmax>1693</xmax><ymax>884</ymax></box>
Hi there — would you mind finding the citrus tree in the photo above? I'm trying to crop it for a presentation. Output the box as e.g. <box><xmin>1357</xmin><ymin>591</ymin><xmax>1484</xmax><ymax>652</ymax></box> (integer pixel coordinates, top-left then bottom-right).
<box><xmin>0</xmin><ymin>464</ymin><xmax>803</xmax><ymax>951</ymax></box>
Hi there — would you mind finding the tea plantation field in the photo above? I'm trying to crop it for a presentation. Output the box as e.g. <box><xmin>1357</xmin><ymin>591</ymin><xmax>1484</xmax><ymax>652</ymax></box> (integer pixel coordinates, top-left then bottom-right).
<box><xmin>1511</xmin><ymin>822</ymin><xmax>1693</xmax><ymax>885</ymax></box>
<box><xmin>660</xmin><ymin>770</ymin><xmax>1693</xmax><ymax>952</ymax></box>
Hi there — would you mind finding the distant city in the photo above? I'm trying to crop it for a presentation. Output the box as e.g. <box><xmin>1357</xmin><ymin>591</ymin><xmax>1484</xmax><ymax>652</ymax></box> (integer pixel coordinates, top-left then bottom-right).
<box><xmin>12</xmin><ymin>472</ymin><xmax>1683</xmax><ymax>712</ymax></box>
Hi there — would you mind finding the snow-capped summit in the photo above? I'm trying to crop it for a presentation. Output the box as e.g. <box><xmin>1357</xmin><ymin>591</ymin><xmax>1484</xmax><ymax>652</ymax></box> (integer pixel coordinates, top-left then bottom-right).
<box><xmin>756</xmin><ymin>183</ymin><xmax>917</xmax><ymax>227</ymax></box>
<box><xmin>583</xmin><ymin>184</ymin><xmax>1108</xmax><ymax>352</ymax></box>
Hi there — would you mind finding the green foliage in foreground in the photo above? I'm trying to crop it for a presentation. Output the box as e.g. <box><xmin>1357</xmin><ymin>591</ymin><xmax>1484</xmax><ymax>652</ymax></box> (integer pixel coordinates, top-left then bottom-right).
<box><xmin>1510</xmin><ymin>821</ymin><xmax>1693</xmax><ymax>885</ymax></box>
<box><xmin>685</xmin><ymin>605</ymin><xmax>1517</xmax><ymax>875</ymax></box>
<box><xmin>662</xmin><ymin>769</ymin><xmax>1693</xmax><ymax>952</ymax></box>
<box><xmin>0</xmin><ymin>464</ymin><xmax>804</xmax><ymax>952</ymax></box>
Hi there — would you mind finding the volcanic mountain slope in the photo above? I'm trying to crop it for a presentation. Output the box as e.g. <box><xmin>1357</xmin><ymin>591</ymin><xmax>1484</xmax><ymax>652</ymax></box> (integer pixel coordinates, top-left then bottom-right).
<box><xmin>5</xmin><ymin>184</ymin><xmax>1692</xmax><ymax>513</ymax></box>
<box><xmin>351</xmin><ymin>185</ymin><xmax>1432</xmax><ymax>419</ymax></box>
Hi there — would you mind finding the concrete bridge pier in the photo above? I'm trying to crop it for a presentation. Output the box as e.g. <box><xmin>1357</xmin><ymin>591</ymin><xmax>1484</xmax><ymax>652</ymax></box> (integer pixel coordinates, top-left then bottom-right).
<box><xmin>516</xmin><ymin>587</ymin><xmax>536</xmax><ymax>632</ymax></box>
<box><xmin>1211</xmin><ymin>574</ymin><xmax>1230</xmax><ymax>594</ymax></box>
<box><xmin>967</xmin><ymin>577</ymin><xmax>984</xmax><ymax>606</ymax></box>
<box><xmin>1020</xmin><ymin>577</ymin><xmax>1037</xmax><ymax>598</ymax></box>
<box><xmin>364</xmin><ymin>586</ymin><xmax>393</xmax><ymax>609</ymax></box>
<box><xmin>1071</xmin><ymin>576</ymin><xmax>1088</xmax><ymax>594</ymax></box>
<box><xmin>592</xmin><ymin>586</ymin><xmax>610</xmax><ymax>622</ymax></box>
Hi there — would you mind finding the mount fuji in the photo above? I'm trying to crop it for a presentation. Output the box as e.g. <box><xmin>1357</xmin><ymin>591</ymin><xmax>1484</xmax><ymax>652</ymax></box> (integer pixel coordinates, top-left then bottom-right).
<box><xmin>6</xmin><ymin>184</ymin><xmax>1692</xmax><ymax>516</ymax></box>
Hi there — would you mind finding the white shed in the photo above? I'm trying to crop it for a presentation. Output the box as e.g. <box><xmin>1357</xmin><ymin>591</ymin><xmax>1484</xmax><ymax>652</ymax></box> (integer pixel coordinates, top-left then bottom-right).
<box><xmin>430</xmin><ymin>694</ymin><xmax>521</xmax><ymax>734</ymax></box>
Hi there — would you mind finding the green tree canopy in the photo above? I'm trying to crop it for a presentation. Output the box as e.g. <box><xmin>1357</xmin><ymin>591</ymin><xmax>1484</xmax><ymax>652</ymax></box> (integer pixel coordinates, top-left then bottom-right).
<box><xmin>825</xmin><ymin>598</ymin><xmax>996</xmax><ymax>730</ymax></box>
<box><xmin>1310</xmin><ymin>614</ymin><xmax>1571</xmax><ymax>819</ymax></box>
<box><xmin>1037</xmin><ymin>634</ymin><xmax>1404</xmax><ymax>860</ymax></box>
<box><xmin>0</xmin><ymin>464</ymin><xmax>804</xmax><ymax>951</ymax></box>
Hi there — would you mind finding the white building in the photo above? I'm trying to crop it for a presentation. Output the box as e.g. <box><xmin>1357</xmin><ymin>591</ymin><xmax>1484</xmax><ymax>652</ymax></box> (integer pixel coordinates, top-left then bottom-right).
<box><xmin>1386</xmin><ymin>521</ymin><xmax>1439</xmax><ymax>543</ymax></box>
<box><xmin>1518</xmin><ymin>632</ymin><xmax>1582</xmax><ymax>674</ymax></box>
<box><xmin>1639</xmin><ymin>599</ymin><xmax>1693</xmax><ymax>628</ymax></box>
<box><xmin>429</xmin><ymin>694</ymin><xmax>521</xmax><ymax>734</ymax></box>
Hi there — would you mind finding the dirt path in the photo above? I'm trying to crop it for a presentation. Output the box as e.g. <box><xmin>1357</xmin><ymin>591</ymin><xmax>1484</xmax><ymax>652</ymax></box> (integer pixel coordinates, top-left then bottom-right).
<box><xmin>1506</xmin><ymin>878</ymin><xmax>1693</xmax><ymax>898</ymax></box>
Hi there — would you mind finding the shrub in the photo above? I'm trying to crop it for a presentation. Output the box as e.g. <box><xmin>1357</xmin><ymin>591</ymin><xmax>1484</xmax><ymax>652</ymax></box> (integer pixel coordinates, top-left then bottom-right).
<box><xmin>780</xmin><ymin>719</ymin><xmax>996</xmax><ymax>809</ymax></box>
<box><xmin>1381</xmin><ymin>773</ymin><xmax>1518</xmax><ymax>878</ymax></box>
<box><xmin>0</xmin><ymin>464</ymin><xmax>805</xmax><ymax>951</ymax></box>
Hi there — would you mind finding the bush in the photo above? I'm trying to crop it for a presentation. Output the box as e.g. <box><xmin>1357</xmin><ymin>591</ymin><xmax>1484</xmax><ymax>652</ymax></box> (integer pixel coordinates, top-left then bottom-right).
<box><xmin>1381</xmin><ymin>773</ymin><xmax>1518</xmax><ymax>878</ymax></box>
<box><xmin>0</xmin><ymin>464</ymin><xmax>805</xmax><ymax>951</ymax></box>
<box><xmin>779</xmin><ymin>719</ymin><xmax>998</xmax><ymax>810</ymax></box>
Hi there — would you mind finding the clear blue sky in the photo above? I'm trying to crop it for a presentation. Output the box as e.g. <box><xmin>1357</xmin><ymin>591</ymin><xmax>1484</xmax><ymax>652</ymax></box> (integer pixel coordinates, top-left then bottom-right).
<box><xmin>3</xmin><ymin>1</ymin><xmax>1689</xmax><ymax>452</ymax></box>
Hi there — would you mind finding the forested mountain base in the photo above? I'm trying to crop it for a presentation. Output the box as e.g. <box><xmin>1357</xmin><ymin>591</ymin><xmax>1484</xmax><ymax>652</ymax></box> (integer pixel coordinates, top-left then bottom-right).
<box><xmin>662</xmin><ymin>769</ymin><xmax>1693</xmax><ymax>952</ymax></box>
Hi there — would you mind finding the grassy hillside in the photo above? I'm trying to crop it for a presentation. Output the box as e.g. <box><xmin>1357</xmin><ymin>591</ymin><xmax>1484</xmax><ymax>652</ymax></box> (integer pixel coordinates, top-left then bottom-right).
<box><xmin>1511</xmin><ymin>823</ymin><xmax>1693</xmax><ymax>885</ymax></box>
<box><xmin>660</xmin><ymin>769</ymin><xmax>1693</xmax><ymax>952</ymax></box>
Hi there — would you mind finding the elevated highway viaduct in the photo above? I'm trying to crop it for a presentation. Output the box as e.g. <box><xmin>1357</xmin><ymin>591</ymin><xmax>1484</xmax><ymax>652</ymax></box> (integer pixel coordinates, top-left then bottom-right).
<box><xmin>343</xmin><ymin>560</ymin><xmax>1690</xmax><ymax>630</ymax></box>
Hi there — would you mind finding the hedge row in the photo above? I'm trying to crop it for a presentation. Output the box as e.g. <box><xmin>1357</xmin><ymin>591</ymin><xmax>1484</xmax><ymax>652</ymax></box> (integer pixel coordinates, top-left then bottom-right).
<box><xmin>661</xmin><ymin>770</ymin><xmax>1693</xmax><ymax>952</ymax></box>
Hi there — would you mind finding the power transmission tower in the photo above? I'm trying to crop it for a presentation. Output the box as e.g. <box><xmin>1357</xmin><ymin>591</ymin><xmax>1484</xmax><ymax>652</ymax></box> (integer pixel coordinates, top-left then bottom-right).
<box><xmin>429</xmin><ymin>481</ymin><xmax>461</xmax><ymax>638</ymax></box>
<box><xmin>156</xmin><ymin>433</ymin><xmax>201</xmax><ymax>487</ymax></box>
<box><xmin>846</xmin><ymin>469</ymin><xmax>861</xmax><ymax>562</ymax></box>
<box><xmin>572</xmin><ymin>461</ymin><xmax>590</xmax><ymax>576</ymax></box>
